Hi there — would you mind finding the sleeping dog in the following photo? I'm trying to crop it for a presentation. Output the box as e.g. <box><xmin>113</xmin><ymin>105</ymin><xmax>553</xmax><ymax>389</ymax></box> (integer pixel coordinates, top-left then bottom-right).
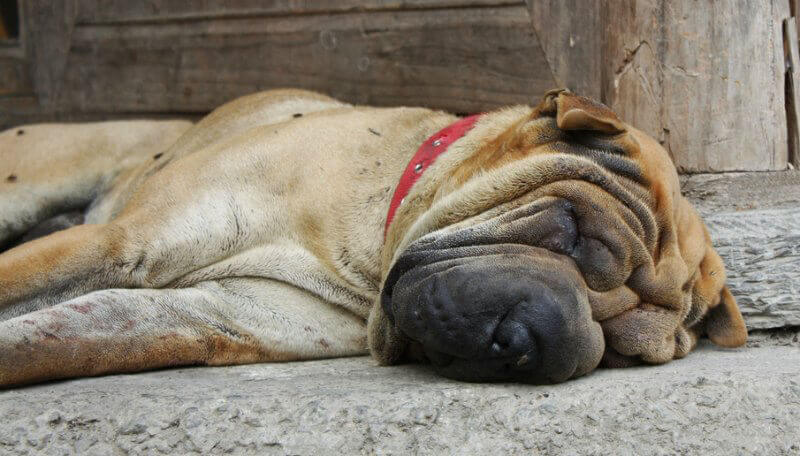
<box><xmin>0</xmin><ymin>89</ymin><xmax>746</xmax><ymax>386</ymax></box>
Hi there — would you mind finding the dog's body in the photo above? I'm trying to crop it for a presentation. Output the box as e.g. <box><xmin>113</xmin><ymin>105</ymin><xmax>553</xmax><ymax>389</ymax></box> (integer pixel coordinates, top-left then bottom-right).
<box><xmin>0</xmin><ymin>89</ymin><xmax>746</xmax><ymax>386</ymax></box>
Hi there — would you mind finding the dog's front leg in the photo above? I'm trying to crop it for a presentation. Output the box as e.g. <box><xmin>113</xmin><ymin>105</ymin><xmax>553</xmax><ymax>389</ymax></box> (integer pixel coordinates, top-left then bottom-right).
<box><xmin>0</xmin><ymin>223</ymin><xmax>142</xmax><ymax>320</ymax></box>
<box><xmin>0</xmin><ymin>278</ymin><xmax>366</xmax><ymax>387</ymax></box>
<box><xmin>0</xmin><ymin>286</ymin><xmax>268</xmax><ymax>387</ymax></box>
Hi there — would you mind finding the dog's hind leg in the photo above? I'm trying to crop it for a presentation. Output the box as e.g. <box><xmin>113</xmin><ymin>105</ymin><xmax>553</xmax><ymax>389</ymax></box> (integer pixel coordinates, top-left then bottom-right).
<box><xmin>0</xmin><ymin>120</ymin><xmax>191</xmax><ymax>250</ymax></box>
<box><xmin>0</xmin><ymin>278</ymin><xmax>366</xmax><ymax>387</ymax></box>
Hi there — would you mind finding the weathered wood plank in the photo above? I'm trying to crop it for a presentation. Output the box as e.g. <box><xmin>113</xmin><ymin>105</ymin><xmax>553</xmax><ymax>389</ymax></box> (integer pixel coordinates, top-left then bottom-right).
<box><xmin>75</xmin><ymin>0</ymin><xmax>523</xmax><ymax>24</ymax></box>
<box><xmin>19</xmin><ymin>0</ymin><xmax>77</xmax><ymax>110</ymax></box>
<box><xmin>783</xmin><ymin>18</ymin><xmax>800</xmax><ymax>169</ymax></box>
<box><xmin>5</xmin><ymin>0</ymin><xmax>795</xmax><ymax>173</ymax></box>
<box><xmin>0</xmin><ymin>56</ymin><xmax>31</xmax><ymax>97</ymax></box>
<box><xmin>525</xmin><ymin>0</ymin><xmax>601</xmax><ymax>100</ymax></box>
<box><xmin>602</xmin><ymin>1</ymin><xmax>789</xmax><ymax>172</ymax></box>
<box><xmin>0</xmin><ymin>104</ymin><xmax>198</xmax><ymax>131</ymax></box>
<box><xmin>685</xmin><ymin>171</ymin><xmax>800</xmax><ymax>330</ymax></box>
<box><xmin>56</xmin><ymin>6</ymin><xmax>555</xmax><ymax>114</ymax></box>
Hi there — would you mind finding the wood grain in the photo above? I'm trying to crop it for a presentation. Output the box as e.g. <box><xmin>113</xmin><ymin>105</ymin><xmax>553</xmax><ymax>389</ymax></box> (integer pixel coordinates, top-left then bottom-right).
<box><xmin>2</xmin><ymin>0</ymin><xmax>796</xmax><ymax>173</ymax></box>
<box><xmin>75</xmin><ymin>0</ymin><xmax>523</xmax><ymax>24</ymax></box>
<box><xmin>19</xmin><ymin>0</ymin><xmax>76</xmax><ymax>110</ymax></box>
<box><xmin>786</xmin><ymin>17</ymin><xmax>800</xmax><ymax>169</ymax></box>
<box><xmin>525</xmin><ymin>0</ymin><xmax>602</xmax><ymax>100</ymax></box>
<box><xmin>0</xmin><ymin>55</ymin><xmax>31</xmax><ymax>97</ymax></box>
<box><xmin>56</xmin><ymin>5</ymin><xmax>555</xmax><ymax>114</ymax></box>
<box><xmin>601</xmin><ymin>0</ymin><xmax>790</xmax><ymax>172</ymax></box>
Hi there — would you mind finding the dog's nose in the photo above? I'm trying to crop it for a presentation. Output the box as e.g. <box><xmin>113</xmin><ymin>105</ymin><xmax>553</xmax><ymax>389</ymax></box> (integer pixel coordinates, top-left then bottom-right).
<box><xmin>387</xmin><ymin>250</ymin><xmax>604</xmax><ymax>383</ymax></box>
<box><xmin>489</xmin><ymin>306</ymin><xmax>537</xmax><ymax>358</ymax></box>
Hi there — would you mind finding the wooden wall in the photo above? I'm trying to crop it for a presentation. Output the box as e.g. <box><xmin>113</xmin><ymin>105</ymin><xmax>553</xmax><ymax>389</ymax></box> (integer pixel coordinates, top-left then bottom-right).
<box><xmin>601</xmin><ymin>2</ymin><xmax>790</xmax><ymax>172</ymax></box>
<box><xmin>0</xmin><ymin>0</ymin><xmax>796</xmax><ymax>172</ymax></box>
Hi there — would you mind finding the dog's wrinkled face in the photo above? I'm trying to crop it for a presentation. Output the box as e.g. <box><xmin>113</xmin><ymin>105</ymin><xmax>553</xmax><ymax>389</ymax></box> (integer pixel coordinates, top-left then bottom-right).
<box><xmin>369</xmin><ymin>89</ymin><xmax>747</xmax><ymax>383</ymax></box>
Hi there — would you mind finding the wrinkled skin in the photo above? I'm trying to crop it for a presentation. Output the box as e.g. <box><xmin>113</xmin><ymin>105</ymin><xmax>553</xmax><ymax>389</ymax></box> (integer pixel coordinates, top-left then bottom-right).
<box><xmin>0</xmin><ymin>89</ymin><xmax>746</xmax><ymax>387</ymax></box>
<box><xmin>370</xmin><ymin>90</ymin><xmax>747</xmax><ymax>382</ymax></box>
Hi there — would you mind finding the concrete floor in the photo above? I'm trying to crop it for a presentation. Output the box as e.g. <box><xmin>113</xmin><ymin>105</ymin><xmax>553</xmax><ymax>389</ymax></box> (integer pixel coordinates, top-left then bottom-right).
<box><xmin>1</xmin><ymin>336</ymin><xmax>799</xmax><ymax>455</ymax></box>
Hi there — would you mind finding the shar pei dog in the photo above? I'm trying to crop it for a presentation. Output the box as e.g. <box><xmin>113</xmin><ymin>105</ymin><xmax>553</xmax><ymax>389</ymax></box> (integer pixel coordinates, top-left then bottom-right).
<box><xmin>0</xmin><ymin>89</ymin><xmax>746</xmax><ymax>387</ymax></box>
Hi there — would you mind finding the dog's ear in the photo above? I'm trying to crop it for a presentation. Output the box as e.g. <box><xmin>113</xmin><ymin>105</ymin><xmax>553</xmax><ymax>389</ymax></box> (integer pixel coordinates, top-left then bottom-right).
<box><xmin>684</xmin><ymin>217</ymin><xmax>747</xmax><ymax>348</ymax></box>
<box><xmin>705</xmin><ymin>286</ymin><xmax>748</xmax><ymax>347</ymax></box>
<box><xmin>556</xmin><ymin>91</ymin><xmax>626</xmax><ymax>134</ymax></box>
<box><xmin>537</xmin><ymin>89</ymin><xmax>626</xmax><ymax>134</ymax></box>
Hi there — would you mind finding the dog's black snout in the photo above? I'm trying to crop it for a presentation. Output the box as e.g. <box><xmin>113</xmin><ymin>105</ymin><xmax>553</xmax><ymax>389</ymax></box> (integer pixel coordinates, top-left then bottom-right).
<box><xmin>386</xmin><ymin>249</ymin><xmax>605</xmax><ymax>383</ymax></box>
<box><xmin>490</xmin><ymin>313</ymin><xmax>534</xmax><ymax>358</ymax></box>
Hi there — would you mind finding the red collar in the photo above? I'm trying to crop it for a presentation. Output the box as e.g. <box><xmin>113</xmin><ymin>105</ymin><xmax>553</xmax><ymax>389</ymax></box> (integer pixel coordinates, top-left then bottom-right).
<box><xmin>384</xmin><ymin>114</ymin><xmax>482</xmax><ymax>237</ymax></box>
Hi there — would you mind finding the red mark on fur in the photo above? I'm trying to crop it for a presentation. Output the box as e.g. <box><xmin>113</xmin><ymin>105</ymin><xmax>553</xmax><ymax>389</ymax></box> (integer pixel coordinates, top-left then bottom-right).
<box><xmin>122</xmin><ymin>320</ymin><xmax>135</xmax><ymax>331</ymax></box>
<box><xmin>22</xmin><ymin>319</ymin><xmax>35</xmax><ymax>325</ymax></box>
<box><xmin>69</xmin><ymin>303</ymin><xmax>93</xmax><ymax>314</ymax></box>
<box><xmin>316</xmin><ymin>339</ymin><xmax>330</xmax><ymax>349</ymax></box>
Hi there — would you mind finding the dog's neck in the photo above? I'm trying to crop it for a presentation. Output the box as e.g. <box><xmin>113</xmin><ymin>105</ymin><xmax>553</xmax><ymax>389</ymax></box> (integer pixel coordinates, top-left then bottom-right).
<box><xmin>384</xmin><ymin>114</ymin><xmax>483</xmax><ymax>238</ymax></box>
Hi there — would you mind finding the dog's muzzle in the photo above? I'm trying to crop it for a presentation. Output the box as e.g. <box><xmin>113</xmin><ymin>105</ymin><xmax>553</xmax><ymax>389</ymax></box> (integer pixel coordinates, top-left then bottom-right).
<box><xmin>381</xmin><ymin>242</ymin><xmax>605</xmax><ymax>383</ymax></box>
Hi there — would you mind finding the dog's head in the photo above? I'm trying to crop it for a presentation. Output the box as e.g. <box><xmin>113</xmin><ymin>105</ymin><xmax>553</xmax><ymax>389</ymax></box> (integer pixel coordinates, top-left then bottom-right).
<box><xmin>369</xmin><ymin>89</ymin><xmax>746</xmax><ymax>383</ymax></box>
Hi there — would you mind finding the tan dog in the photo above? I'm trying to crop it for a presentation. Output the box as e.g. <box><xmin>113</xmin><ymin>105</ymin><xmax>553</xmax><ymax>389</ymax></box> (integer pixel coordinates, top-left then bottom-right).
<box><xmin>0</xmin><ymin>89</ymin><xmax>746</xmax><ymax>387</ymax></box>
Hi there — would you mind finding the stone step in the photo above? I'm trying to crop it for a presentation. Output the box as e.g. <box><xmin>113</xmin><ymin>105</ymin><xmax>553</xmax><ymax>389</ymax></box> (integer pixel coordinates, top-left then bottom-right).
<box><xmin>0</xmin><ymin>339</ymin><xmax>798</xmax><ymax>455</ymax></box>
<box><xmin>684</xmin><ymin>170</ymin><xmax>800</xmax><ymax>329</ymax></box>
